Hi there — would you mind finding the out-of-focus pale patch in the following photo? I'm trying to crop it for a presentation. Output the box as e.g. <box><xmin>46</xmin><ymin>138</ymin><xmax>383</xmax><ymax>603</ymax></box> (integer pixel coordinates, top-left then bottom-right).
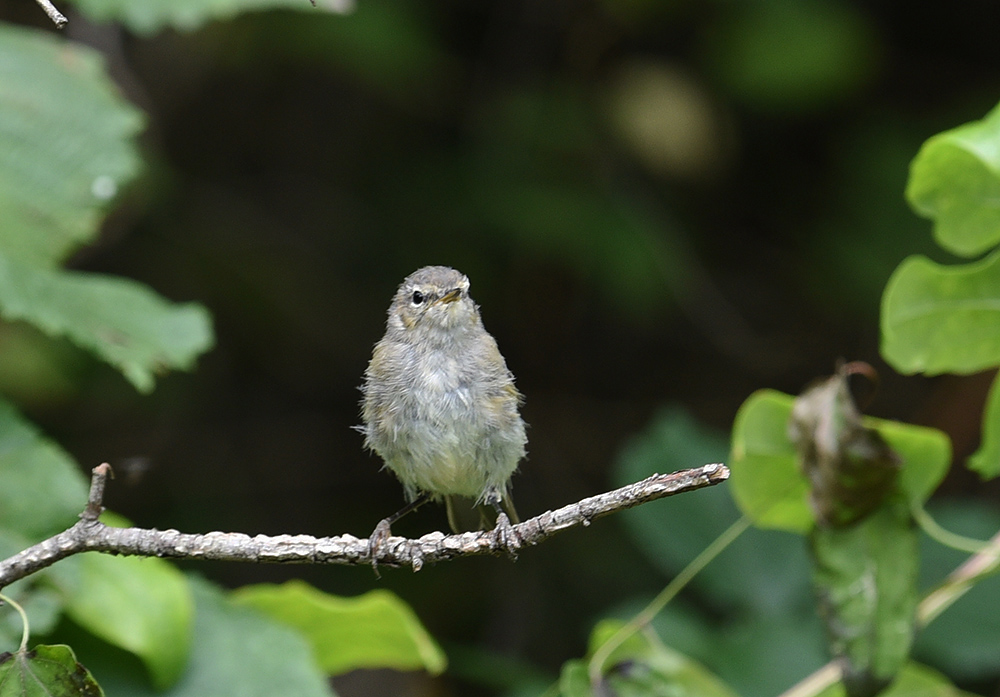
<box><xmin>314</xmin><ymin>0</ymin><xmax>355</xmax><ymax>14</ymax></box>
<box><xmin>90</xmin><ymin>175</ymin><xmax>118</xmax><ymax>201</ymax></box>
<box><xmin>606</xmin><ymin>60</ymin><xmax>732</xmax><ymax>181</ymax></box>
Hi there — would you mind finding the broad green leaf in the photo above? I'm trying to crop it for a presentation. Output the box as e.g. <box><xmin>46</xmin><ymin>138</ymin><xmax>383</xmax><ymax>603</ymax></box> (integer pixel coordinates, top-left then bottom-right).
<box><xmin>729</xmin><ymin>390</ymin><xmax>811</xmax><ymax>532</ymax></box>
<box><xmin>50</xmin><ymin>513</ymin><xmax>193</xmax><ymax>690</ymax></box>
<box><xmin>51</xmin><ymin>577</ymin><xmax>336</xmax><ymax>697</ymax></box>
<box><xmin>906</xmin><ymin>101</ymin><xmax>1000</xmax><ymax>257</ymax></box>
<box><xmin>811</xmin><ymin>502</ymin><xmax>918</xmax><ymax>697</ymax></box>
<box><xmin>881</xmin><ymin>250</ymin><xmax>1000</xmax><ymax>376</ymax></box>
<box><xmin>730</xmin><ymin>390</ymin><xmax>950</xmax><ymax>532</ymax></box>
<box><xmin>0</xmin><ymin>644</ymin><xmax>103</xmax><ymax>697</ymax></box>
<box><xmin>815</xmin><ymin>662</ymin><xmax>980</xmax><ymax>697</ymax></box>
<box><xmin>558</xmin><ymin>619</ymin><xmax>738</xmax><ymax>697</ymax></box>
<box><xmin>168</xmin><ymin>577</ymin><xmax>336</xmax><ymax>697</ymax></box>
<box><xmin>0</xmin><ymin>25</ymin><xmax>143</xmax><ymax>267</ymax></box>
<box><xmin>0</xmin><ymin>397</ymin><xmax>87</xmax><ymax>540</ymax></box>
<box><xmin>968</xmin><ymin>372</ymin><xmax>1000</xmax><ymax>477</ymax></box>
<box><xmin>0</xmin><ymin>254</ymin><xmax>213</xmax><ymax>393</ymax></box>
<box><xmin>68</xmin><ymin>0</ymin><xmax>352</xmax><ymax>35</ymax></box>
<box><xmin>876</xmin><ymin>420</ymin><xmax>950</xmax><ymax>502</ymax></box>
<box><xmin>232</xmin><ymin>581</ymin><xmax>446</xmax><ymax>676</ymax></box>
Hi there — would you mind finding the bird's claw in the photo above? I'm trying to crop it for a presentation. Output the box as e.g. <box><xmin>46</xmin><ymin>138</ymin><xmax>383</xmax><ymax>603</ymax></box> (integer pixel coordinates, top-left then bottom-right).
<box><xmin>367</xmin><ymin>518</ymin><xmax>393</xmax><ymax>575</ymax></box>
<box><xmin>492</xmin><ymin>512</ymin><xmax>521</xmax><ymax>559</ymax></box>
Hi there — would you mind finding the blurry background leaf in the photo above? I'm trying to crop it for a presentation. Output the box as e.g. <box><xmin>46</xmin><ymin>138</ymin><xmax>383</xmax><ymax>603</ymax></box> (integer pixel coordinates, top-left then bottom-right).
<box><xmin>232</xmin><ymin>581</ymin><xmax>446</xmax><ymax>676</ymax></box>
<box><xmin>701</xmin><ymin>0</ymin><xmax>879</xmax><ymax>113</ymax></box>
<box><xmin>47</xmin><ymin>513</ymin><xmax>193</xmax><ymax>690</ymax></box>
<box><xmin>0</xmin><ymin>24</ymin><xmax>143</xmax><ymax>267</ymax></box>
<box><xmin>0</xmin><ymin>256</ymin><xmax>213</xmax><ymax>394</ymax></box>
<box><xmin>68</xmin><ymin>0</ymin><xmax>353</xmax><ymax>35</ymax></box>
<box><xmin>810</xmin><ymin>502</ymin><xmax>919</xmax><ymax>696</ymax></box>
<box><xmin>0</xmin><ymin>586</ymin><xmax>62</xmax><ymax>651</ymax></box>
<box><xmin>968</xmin><ymin>374</ymin><xmax>1000</xmax><ymax>477</ymax></box>
<box><xmin>59</xmin><ymin>576</ymin><xmax>336</xmax><ymax>697</ymax></box>
<box><xmin>729</xmin><ymin>390</ymin><xmax>811</xmax><ymax>532</ymax></box>
<box><xmin>0</xmin><ymin>398</ymin><xmax>86</xmax><ymax>541</ymax></box>
<box><xmin>815</xmin><ymin>662</ymin><xmax>982</xmax><ymax>697</ymax></box>
<box><xmin>558</xmin><ymin>619</ymin><xmax>738</xmax><ymax>697</ymax></box>
<box><xmin>881</xmin><ymin>251</ymin><xmax>1000</xmax><ymax>376</ymax></box>
<box><xmin>906</xmin><ymin>101</ymin><xmax>1000</xmax><ymax>258</ymax></box>
<box><xmin>612</xmin><ymin>407</ymin><xmax>829</xmax><ymax>694</ymax></box>
<box><xmin>914</xmin><ymin>500</ymin><xmax>1000</xmax><ymax>683</ymax></box>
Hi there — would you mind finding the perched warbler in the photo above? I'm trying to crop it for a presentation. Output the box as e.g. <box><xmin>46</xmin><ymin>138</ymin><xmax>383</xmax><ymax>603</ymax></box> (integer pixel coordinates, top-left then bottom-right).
<box><xmin>359</xmin><ymin>266</ymin><xmax>527</xmax><ymax>552</ymax></box>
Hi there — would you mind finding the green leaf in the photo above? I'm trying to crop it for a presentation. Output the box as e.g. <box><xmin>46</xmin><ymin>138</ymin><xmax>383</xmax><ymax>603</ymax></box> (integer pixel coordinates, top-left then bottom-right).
<box><xmin>881</xmin><ymin>250</ymin><xmax>1000</xmax><ymax>375</ymax></box>
<box><xmin>968</xmin><ymin>372</ymin><xmax>1000</xmax><ymax>477</ymax></box>
<box><xmin>730</xmin><ymin>390</ymin><xmax>949</xmax><ymax>532</ymax></box>
<box><xmin>68</xmin><ymin>0</ymin><xmax>351</xmax><ymax>35</ymax></box>
<box><xmin>0</xmin><ymin>644</ymin><xmax>103</xmax><ymax>697</ymax></box>
<box><xmin>906</xmin><ymin>101</ymin><xmax>1000</xmax><ymax>258</ymax></box>
<box><xmin>815</xmin><ymin>662</ymin><xmax>981</xmax><ymax>697</ymax></box>
<box><xmin>876</xmin><ymin>420</ymin><xmax>950</xmax><ymax>503</ymax></box>
<box><xmin>52</xmin><ymin>577</ymin><xmax>336</xmax><ymax>697</ymax></box>
<box><xmin>559</xmin><ymin>619</ymin><xmax>738</xmax><ymax>697</ymax></box>
<box><xmin>729</xmin><ymin>390</ymin><xmax>811</xmax><ymax>532</ymax></box>
<box><xmin>0</xmin><ymin>25</ymin><xmax>143</xmax><ymax>267</ymax></box>
<box><xmin>810</xmin><ymin>502</ymin><xmax>919</xmax><ymax>697</ymax></box>
<box><xmin>50</xmin><ymin>514</ymin><xmax>193</xmax><ymax>690</ymax></box>
<box><xmin>168</xmin><ymin>577</ymin><xmax>336</xmax><ymax>697</ymax></box>
<box><xmin>231</xmin><ymin>580</ymin><xmax>446</xmax><ymax>676</ymax></box>
<box><xmin>0</xmin><ymin>397</ymin><xmax>87</xmax><ymax>540</ymax></box>
<box><xmin>0</xmin><ymin>254</ymin><xmax>213</xmax><ymax>393</ymax></box>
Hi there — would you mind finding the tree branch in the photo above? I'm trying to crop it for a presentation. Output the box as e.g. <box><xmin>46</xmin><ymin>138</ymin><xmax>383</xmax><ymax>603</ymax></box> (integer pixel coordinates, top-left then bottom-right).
<box><xmin>0</xmin><ymin>463</ymin><xmax>728</xmax><ymax>587</ymax></box>
<box><xmin>35</xmin><ymin>0</ymin><xmax>67</xmax><ymax>27</ymax></box>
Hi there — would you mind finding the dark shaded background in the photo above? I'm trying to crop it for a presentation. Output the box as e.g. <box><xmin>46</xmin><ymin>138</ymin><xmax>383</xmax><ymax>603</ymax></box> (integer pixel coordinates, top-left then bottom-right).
<box><xmin>2</xmin><ymin>0</ymin><xmax>1000</xmax><ymax>694</ymax></box>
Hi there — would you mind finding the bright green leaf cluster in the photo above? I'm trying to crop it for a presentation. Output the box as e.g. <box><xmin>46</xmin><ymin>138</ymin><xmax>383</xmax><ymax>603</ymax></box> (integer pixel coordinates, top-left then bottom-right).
<box><xmin>883</xmin><ymin>100</ymin><xmax>1000</xmax><ymax>477</ymax></box>
<box><xmin>906</xmin><ymin>103</ymin><xmax>1000</xmax><ymax>257</ymax></box>
<box><xmin>729</xmin><ymin>389</ymin><xmax>950</xmax><ymax>533</ymax></box>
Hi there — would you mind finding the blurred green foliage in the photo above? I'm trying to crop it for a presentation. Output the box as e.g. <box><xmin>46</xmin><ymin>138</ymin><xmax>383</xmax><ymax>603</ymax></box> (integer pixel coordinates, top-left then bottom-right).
<box><xmin>1</xmin><ymin>0</ymin><xmax>1000</xmax><ymax>695</ymax></box>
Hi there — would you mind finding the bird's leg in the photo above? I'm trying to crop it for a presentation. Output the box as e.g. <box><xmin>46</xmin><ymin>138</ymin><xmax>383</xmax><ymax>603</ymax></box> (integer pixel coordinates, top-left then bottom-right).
<box><xmin>368</xmin><ymin>492</ymin><xmax>432</xmax><ymax>571</ymax></box>
<box><xmin>486</xmin><ymin>492</ymin><xmax>522</xmax><ymax>558</ymax></box>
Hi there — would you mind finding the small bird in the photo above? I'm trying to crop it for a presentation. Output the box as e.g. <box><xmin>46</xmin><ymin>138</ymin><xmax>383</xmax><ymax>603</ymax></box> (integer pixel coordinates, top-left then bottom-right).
<box><xmin>359</xmin><ymin>266</ymin><xmax>527</xmax><ymax>559</ymax></box>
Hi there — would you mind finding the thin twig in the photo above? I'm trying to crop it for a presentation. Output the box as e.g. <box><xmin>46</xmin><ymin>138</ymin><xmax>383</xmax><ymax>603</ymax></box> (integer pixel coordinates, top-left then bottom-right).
<box><xmin>0</xmin><ymin>463</ymin><xmax>729</xmax><ymax>589</ymax></box>
<box><xmin>35</xmin><ymin>0</ymin><xmax>67</xmax><ymax>28</ymax></box>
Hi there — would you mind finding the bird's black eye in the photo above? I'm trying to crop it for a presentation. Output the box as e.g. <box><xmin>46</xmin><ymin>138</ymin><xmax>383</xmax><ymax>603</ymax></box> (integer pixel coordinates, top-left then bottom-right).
<box><xmin>411</xmin><ymin>290</ymin><xmax>425</xmax><ymax>305</ymax></box>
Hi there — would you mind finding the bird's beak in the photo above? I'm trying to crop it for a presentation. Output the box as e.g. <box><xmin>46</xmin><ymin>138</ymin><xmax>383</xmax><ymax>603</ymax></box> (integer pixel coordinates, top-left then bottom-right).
<box><xmin>439</xmin><ymin>288</ymin><xmax>462</xmax><ymax>304</ymax></box>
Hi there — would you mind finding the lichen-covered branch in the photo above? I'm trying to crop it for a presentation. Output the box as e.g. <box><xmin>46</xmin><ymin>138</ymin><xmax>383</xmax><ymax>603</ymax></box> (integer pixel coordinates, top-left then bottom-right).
<box><xmin>34</xmin><ymin>0</ymin><xmax>67</xmax><ymax>27</ymax></box>
<box><xmin>0</xmin><ymin>462</ymin><xmax>728</xmax><ymax>587</ymax></box>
